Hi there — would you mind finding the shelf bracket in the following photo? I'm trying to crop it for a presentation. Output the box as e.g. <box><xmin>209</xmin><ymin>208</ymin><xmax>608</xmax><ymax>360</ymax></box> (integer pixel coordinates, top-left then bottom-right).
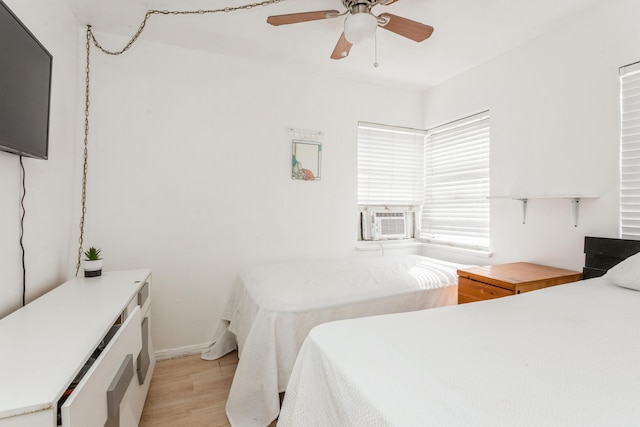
<box><xmin>489</xmin><ymin>194</ymin><xmax>597</xmax><ymax>227</ymax></box>
<box><xmin>516</xmin><ymin>198</ymin><xmax>528</xmax><ymax>224</ymax></box>
<box><xmin>571</xmin><ymin>198</ymin><xmax>580</xmax><ymax>227</ymax></box>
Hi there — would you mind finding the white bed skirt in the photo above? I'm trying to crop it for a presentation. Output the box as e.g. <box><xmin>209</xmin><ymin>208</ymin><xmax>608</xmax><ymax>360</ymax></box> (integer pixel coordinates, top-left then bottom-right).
<box><xmin>201</xmin><ymin>254</ymin><xmax>466</xmax><ymax>426</ymax></box>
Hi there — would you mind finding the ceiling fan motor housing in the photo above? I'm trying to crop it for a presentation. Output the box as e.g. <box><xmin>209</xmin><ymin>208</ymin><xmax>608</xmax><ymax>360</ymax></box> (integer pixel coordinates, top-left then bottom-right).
<box><xmin>342</xmin><ymin>0</ymin><xmax>377</xmax><ymax>10</ymax></box>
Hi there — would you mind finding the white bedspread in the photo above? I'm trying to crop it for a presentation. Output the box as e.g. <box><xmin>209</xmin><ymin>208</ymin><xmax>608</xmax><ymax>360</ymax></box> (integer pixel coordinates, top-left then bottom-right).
<box><xmin>279</xmin><ymin>277</ymin><xmax>640</xmax><ymax>426</ymax></box>
<box><xmin>201</xmin><ymin>255</ymin><xmax>465</xmax><ymax>426</ymax></box>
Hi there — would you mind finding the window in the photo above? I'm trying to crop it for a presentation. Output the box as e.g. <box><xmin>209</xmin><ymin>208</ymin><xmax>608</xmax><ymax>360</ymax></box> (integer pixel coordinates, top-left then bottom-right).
<box><xmin>357</xmin><ymin>122</ymin><xmax>424</xmax><ymax>241</ymax></box>
<box><xmin>357</xmin><ymin>114</ymin><xmax>490</xmax><ymax>251</ymax></box>
<box><xmin>420</xmin><ymin>112</ymin><xmax>490</xmax><ymax>252</ymax></box>
<box><xmin>357</xmin><ymin>122</ymin><xmax>425</xmax><ymax>207</ymax></box>
<box><xmin>620</xmin><ymin>62</ymin><xmax>640</xmax><ymax>239</ymax></box>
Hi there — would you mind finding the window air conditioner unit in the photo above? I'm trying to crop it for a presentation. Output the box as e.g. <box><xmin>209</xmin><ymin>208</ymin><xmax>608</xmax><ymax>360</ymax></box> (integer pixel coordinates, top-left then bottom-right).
<box><xmin>362</xmin><ymin>212</ymin><xmax>412</xmax><ymax>241</ymax></box>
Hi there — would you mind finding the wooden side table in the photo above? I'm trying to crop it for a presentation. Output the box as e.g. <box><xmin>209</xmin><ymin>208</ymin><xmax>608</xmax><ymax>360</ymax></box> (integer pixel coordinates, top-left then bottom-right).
<box><xmin>457</xmin><ymin>262</ymin><xmax>582</xmax><ymax>304</ymax></box>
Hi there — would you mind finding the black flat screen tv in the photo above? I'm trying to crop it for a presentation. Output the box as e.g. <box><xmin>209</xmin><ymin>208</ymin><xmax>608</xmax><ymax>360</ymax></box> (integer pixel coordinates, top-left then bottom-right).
<box><xmin>0</xmin><ymin>0</ymin><xmax>52</xmax><ymax>160</ymax></box>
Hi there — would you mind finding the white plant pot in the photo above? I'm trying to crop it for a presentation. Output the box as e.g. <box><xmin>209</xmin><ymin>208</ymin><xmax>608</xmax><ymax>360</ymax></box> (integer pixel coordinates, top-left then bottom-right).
<box><xmin>84</xmin><ymin>259</ymin><xmax>103</xmax><ymax>277</ymax></box>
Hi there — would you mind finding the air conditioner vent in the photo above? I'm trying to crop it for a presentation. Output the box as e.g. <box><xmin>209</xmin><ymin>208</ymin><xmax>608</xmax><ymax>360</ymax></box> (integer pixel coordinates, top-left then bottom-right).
<box><xmin>378</xmin><ymin>213</ymin><xmax>406</xmax><ymax>235</ymax></box>
<box><xmin>361</xmin><ymin>211</ymin><xmax>413</xmax><ymax>241</ymax></box>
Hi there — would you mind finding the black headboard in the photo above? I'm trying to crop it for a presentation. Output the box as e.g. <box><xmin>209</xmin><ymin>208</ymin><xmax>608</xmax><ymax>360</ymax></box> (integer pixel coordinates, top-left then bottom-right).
<box><xmin>583</xmin><ymin>236</ymin><xmax>640</xmax><ymax>279</ymax></box>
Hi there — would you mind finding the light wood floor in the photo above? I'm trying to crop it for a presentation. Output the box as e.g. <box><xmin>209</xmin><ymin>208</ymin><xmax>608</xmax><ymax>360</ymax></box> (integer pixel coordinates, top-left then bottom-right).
<box><xmin>140</xmin><ymin>351</ymin><xmax>240</xmax><ymax>426</ymax></box>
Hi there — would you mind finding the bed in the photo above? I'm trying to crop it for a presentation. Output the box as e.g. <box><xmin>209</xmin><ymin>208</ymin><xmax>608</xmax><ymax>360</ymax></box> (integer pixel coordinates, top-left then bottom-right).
<box><xmin>279</xmin><ymin>237</ymin><xmax>640</xmax><ymax>426</ymax></box>
<box><xmin>200</xmin><ymin>254</ymin><xmax>468</xmax><ymax>426</ymax></box>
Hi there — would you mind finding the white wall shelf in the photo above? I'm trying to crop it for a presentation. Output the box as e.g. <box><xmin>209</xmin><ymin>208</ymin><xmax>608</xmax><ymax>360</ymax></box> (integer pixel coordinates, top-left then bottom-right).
<box><xmin>489</xmin><ymin>195</ymin><xmax>599</xmax><ymax>227</ymax></box>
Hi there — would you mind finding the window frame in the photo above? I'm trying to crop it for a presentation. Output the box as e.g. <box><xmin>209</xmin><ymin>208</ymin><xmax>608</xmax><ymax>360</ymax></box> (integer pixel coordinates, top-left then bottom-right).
<box><xmin>620</xmin><ymin>61</ymin><xmax>640</xmax><ymax>239</ymax></box>
<box><xmin>357</xmin><ymin>122</ymin><xmax>426</xmax><ymax>242</ymax></box>
<box><xmin>357</xmin><ymin>121</ymin><xmax>426</xmax><ymax>208</ymax></box>
<box><xmin>419</xmin><ymin>111</ymin><xmax>491</xmax><ymax>253</ymax></box>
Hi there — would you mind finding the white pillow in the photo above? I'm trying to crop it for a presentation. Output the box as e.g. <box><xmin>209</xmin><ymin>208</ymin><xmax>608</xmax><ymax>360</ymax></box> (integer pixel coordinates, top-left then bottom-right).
<box><xmin>603</xmin><ymin>251</ymin><xmax>640</xmax><ymax>291</ymax></box>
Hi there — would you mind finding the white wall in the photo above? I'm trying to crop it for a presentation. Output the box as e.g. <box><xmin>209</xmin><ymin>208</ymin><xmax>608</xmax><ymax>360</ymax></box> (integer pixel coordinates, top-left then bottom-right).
<box><xmin>82</xmin><ymin>34</ymin><xmax>423</xmax><ymax>352</ymax></box>
<box><xmin>0</xmin><ymin>0</ymin><xmax>80</xmax><ymax>318</ymax></box>
<box><xmin>421</xmin><ymin>0</ymin><xmax>639</xmax><ymax>270</ymax></box>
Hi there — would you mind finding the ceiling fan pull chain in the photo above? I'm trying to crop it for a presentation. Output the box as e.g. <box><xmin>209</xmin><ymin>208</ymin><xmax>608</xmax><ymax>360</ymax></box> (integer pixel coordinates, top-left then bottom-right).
<box><xmin>373</xmin><ymin>31</ymin><xmax>379</xmax><ymax>68</ymax></box>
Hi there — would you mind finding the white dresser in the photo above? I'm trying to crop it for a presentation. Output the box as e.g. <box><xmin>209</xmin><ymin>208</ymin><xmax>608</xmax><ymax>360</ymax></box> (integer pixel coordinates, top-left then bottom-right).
<box><xmin>0</xmin><ymin>270</ymin><xmax>155</xmax><ymax>427</ymax></box>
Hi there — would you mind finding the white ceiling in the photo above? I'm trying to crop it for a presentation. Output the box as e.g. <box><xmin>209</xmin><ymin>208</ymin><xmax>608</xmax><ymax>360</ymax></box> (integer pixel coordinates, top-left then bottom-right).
<box><xmin>63</xmin><ymin>0</ymin><xmax>605</xmax><ymax>91</ymax></box>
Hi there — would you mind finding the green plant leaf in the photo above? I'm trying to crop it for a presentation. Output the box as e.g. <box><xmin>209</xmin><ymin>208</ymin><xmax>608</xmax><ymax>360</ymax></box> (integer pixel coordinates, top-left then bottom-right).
<box><xmin>83</xmin><ymin>246</ymin><xmax>102</xmax><ymax>260</ymax></box>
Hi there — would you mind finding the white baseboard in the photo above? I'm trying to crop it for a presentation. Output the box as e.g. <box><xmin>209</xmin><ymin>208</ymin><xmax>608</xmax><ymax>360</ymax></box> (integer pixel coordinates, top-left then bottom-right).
<box><xmin>154</xmin><ymin>342</ymin><xmax>210</xmax><ymax>361</ymax></box>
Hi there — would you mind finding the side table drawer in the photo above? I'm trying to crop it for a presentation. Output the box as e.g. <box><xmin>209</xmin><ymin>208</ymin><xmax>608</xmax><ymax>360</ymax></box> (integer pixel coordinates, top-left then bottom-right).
<box><xmin>458</xmin><ymin>277</ymin><xmax>513</xmax><ymax>304</ymax></box>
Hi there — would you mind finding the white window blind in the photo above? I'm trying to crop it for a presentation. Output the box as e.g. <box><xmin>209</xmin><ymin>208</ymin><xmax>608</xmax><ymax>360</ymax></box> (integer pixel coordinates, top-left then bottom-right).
<box><xmin>420</xmin><ymin>112</ymin><xmax>490</xmax><ymax>251</ymax></box>
<box><xmin>357</xmin><ymin>122</ymin><xmax>425</xmax><ymax>206</ymax></box>
<box><xmin>620</xmin><ymin>62</ymin><xmax>640</xmax><ymax>239</ymax></box>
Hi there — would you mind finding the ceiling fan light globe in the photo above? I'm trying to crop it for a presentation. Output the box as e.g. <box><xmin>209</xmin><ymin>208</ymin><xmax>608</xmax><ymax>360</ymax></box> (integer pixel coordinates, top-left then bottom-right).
<box><xmin>344</xmin><ymin>12</ymin><xmax>377</xmax><ymax>44</ymax></box>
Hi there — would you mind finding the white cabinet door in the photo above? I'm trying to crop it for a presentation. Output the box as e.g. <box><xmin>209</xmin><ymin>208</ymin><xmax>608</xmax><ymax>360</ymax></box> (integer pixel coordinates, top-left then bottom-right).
<box><xmin>61</xmin><ymin>307</ymin><xmax>142</xmax><ymax>427</ymax></box>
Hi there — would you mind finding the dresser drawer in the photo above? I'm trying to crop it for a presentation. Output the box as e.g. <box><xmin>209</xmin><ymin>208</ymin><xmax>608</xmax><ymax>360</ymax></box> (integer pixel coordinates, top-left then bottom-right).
<box><xmin>61</xmin><ymin>307</ymin><xmax>142</xmax><ymax>427</ymax></box>
<box><xmin>124</xmin><ymin>296</ymin><xmax>138</xmax><ymax>322</ymax></box>
<box><xmin>458</xmin><ymin>277</ymin><xmax>514</xmax><ymax>304</ymax></box>
<box><xmin>123</xmin><ymin>278</ymin><xmax>151</xmax><ymax>321</ymax></box>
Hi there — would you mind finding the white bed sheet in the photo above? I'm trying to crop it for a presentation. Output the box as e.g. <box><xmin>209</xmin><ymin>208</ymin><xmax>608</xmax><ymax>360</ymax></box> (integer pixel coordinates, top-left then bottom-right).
<box><xmin>201</xmin><ymin>254</ymin><xmax>466</xmax><ymax>426</ymax></box>
<box><xmin>279</xmin><ymin>277</ymin><xmax>640</xmax><ymax>426</ymax></box>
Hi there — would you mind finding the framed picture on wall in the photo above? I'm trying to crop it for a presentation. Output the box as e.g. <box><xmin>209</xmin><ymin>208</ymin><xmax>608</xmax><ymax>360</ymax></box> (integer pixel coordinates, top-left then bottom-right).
<box><xmin>292</xmin><ymin>140</ymin><xmax>321</xmax><ymax>181</ymax></box>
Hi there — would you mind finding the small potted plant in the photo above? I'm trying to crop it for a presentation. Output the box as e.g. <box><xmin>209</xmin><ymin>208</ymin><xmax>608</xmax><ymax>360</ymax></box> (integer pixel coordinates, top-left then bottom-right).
<box><xmin>83</xmin><ymin>247</ymin><xmax>103</xmax><ymax>277</ymax></box>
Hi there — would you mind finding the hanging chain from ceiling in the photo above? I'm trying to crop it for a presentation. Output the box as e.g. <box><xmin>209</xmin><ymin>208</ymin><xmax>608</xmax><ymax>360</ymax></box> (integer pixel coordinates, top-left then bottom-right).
<box><xmin>89</xmin><ymin>0</ymin><xmax>287</xmax><ymax>55</ymax></box>
<box><xmin>75</xmin><ymin>0</ymin><xmax>287</xmax><ymax>275</ymax></box>
<box><xmin>75</xmin><ymin>27</ymin><xmax>92</xmax><ymax>277</ymax></box>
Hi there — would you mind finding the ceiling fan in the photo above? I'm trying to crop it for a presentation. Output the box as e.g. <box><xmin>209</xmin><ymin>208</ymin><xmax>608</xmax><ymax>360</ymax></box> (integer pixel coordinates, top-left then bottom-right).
<box><xmin>266</xmin><ymin>0</ymin><xmax>434</xmax><ymax>60</ymax></box>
